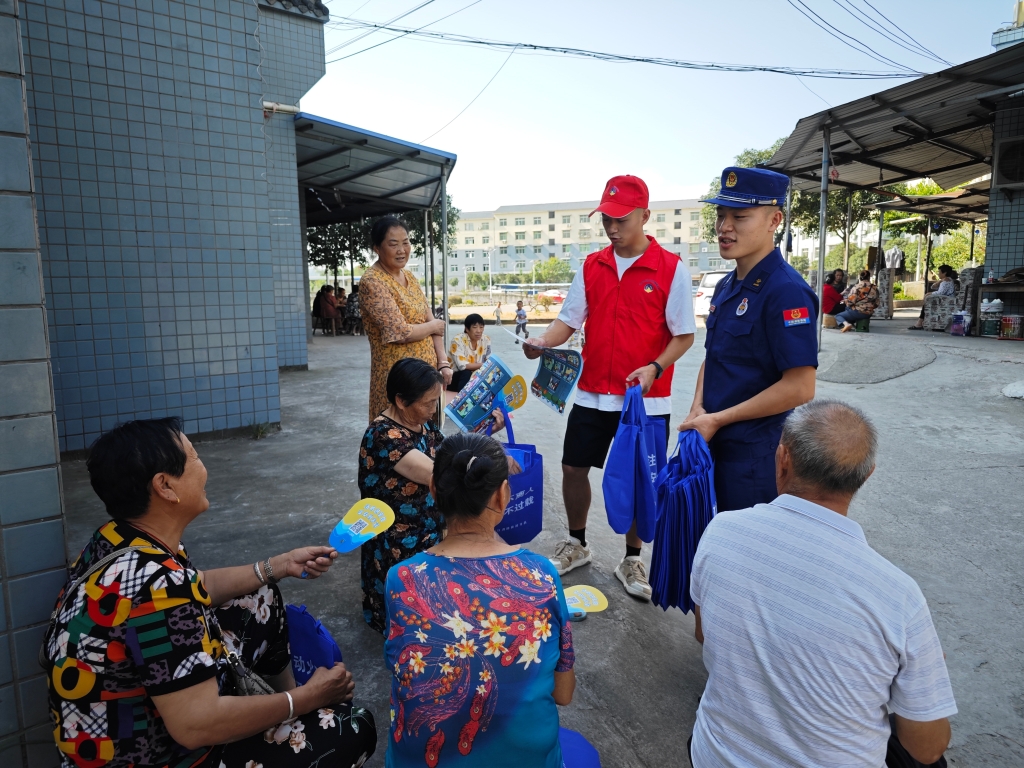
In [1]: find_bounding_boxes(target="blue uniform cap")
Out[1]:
[702,167,790,208]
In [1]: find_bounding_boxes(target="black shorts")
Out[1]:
[561,404,671,468]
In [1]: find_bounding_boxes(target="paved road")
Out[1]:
[61,318,1024,766]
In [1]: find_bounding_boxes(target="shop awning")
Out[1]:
[295,113,457,226]
[867,187,990,223]
[764,45,1024,192]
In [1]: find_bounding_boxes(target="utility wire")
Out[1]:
[832,0,947,66]
[328,0,483,62]
[796,75,832,107]
[861,0,952,66]
[326,0,438,55]
[421,44,518,143]
[327,21,918,79]
[784,0,920,74]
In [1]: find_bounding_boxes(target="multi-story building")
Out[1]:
[411,199,726,289]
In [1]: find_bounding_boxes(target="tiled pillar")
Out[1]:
[0,0,67,765]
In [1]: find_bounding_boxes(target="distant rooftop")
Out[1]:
[258,0,329,21]
[460,199,704,217]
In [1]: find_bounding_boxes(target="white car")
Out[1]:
[693,270,731,319]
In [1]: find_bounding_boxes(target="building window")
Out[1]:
[674,222,682,229]
[801,248,809,258]
[465,237,475,245]
[515,231,525,240]
[499,260,508,269]
[500,246,508,255]
[482,236,490,244]
[465,264,476,272]
[562,215,571,224]
[578,214,588,223]
[707,243,719,253]
[688,258,699,267]
[465,222,474,231]
[690,227,699,237]
[548,224,555,232]
[548,239,555,245]
[450,264,459,272]
[515,246,525,255]
[579,229,591,239]
[499,218,507,226]
[675,237,682,245]
[533,216,542,225]
[515,260,526,270]
[451,252,458,258]
[708,258,722,268]
[674,208,681,215]
[410,263,420,271]
[690,211,699,221]
[562,230,571,238]
[656,229,666,238]
[549,210,555,218]
[480,222,490,230]
[482,263,489,272]
[499,232,508,242]
[562,244,571,253]
[533,231,542,240]
[689,243,700,253]
[656,213,666,222]
[514,217,525,226]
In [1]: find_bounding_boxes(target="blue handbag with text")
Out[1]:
[490,403,544,544]
[601,385,666,542]
[287,604,342,684]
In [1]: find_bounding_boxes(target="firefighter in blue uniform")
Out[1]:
[680,167,818,512]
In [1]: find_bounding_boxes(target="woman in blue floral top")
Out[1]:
[358,358,504,633]
[384,432,575,767]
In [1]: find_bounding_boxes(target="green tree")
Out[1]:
[466,272,489,290]
[700,138,786,243]
[397,194,460,262]
[534,257,573,284]
[933,223,987,271]
[790,253,809,278]
[449,277,459,288]
[882,180,960,239]
[790,189,881,247]
[307,221,370,287]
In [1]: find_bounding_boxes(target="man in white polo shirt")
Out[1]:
[690,399,955,768]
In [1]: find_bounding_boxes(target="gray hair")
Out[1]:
[780,399,877,495]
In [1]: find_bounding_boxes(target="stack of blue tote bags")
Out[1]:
[649,429,717,613]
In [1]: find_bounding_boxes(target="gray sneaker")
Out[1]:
[615,556,652,601]
[549,537,592,576]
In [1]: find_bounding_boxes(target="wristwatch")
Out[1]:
[648,361,664,379]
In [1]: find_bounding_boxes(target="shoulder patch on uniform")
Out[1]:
[783,307,810,327]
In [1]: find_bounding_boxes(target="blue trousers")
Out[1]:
[710,444,778,512]
[834,308,871,328]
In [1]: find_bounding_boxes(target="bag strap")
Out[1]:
[624,384,647,427]
[488,398,515,446]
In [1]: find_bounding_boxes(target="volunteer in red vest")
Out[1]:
[680,166,818,512]
[524,175,696,600]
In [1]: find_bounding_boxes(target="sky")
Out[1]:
[303,0,1011,212]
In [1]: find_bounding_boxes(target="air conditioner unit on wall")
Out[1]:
[993,136,1024,190]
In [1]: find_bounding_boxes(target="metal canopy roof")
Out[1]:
[867,186,990,223]
[764,45,1024,193]
[295,113,457,226]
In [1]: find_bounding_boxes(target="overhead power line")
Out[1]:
[831,0,948,66]
[325,21,920,79]
[860,0,953,66]
[330,0,483,62]
[326,0,438,55]
[784,0,921,74]
[421,44,518,143]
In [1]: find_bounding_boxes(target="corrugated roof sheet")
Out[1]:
[765,45,1024,192]
[867,187,989,222]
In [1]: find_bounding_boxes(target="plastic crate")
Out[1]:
[999,315,1024,340]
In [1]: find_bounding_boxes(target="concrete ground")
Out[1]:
[60,311,1024,767]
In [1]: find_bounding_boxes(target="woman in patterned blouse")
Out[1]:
[383,431,575,767]
[359,216,453,421]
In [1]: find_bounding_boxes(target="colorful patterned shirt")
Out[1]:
[44,520,226,768]
[448,333,491,372]
[384,550,574,768]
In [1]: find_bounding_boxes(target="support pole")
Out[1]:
[426,210,435,313]
[843,190,852,272]
[875,209,887,318]
[786,182,794,264]
[924,215,934,292]
[816,126,831,350]
[969,223,976,265]
[441,172,449,347]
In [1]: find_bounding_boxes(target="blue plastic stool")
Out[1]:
[560,727,601,767]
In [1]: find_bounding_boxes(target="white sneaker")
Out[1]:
[549,537,592,576]
[615,556,652,601]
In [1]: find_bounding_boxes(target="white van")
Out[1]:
[693,270,731,319]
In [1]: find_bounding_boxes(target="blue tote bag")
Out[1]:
[649,430,717,612]
[490,403,544,544]
[601,385,666,542]
[287,604,343,684]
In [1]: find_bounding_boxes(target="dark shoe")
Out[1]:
[908,326,924,331]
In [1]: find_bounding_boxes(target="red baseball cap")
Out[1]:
[590,175,650,218]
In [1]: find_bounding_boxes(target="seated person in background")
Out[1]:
[834,269,879,332]
[44,417,376,768]
[447,313,492,392]
[344,283,362,335]
[320,284,341,336]
[833,267,849,295]
[910,264,957,331]
[689,400,955,768]
[822,270,846,315]
[384,431,575,767]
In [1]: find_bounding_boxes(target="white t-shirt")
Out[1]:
[557,250,696,415]
[689,495,957,768]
